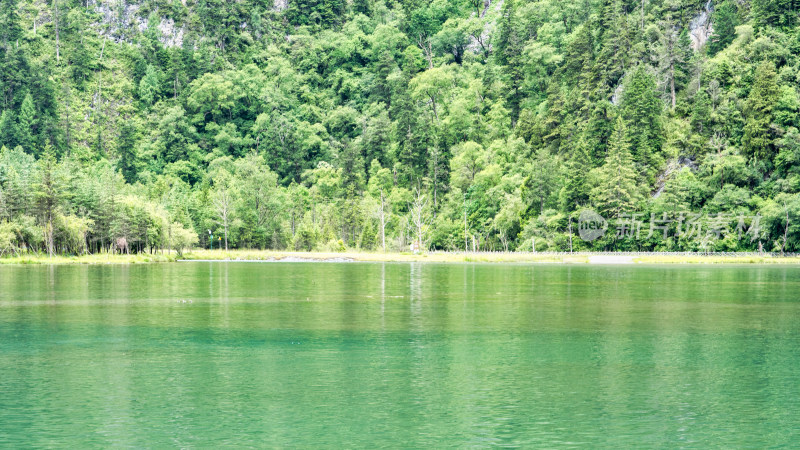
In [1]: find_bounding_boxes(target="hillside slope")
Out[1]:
[0,0,798,254]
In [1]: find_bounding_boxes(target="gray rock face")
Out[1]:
[92,0,185,47]
[689,0,714,51]
[467,0,501,55]
[93,0,145,39]
[157,17,185,48]
[652,156,698,198]
[611,82,624,106]
[274,0,289,11]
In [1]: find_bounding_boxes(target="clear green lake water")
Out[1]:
[1,262,799,447]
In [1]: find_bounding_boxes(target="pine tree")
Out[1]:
[0,0,22,48]
[166,49,188,99]
[620,66,663,170]
[649,20,690,109]
[592,117,641,217]
[116,120,141,184]
[708,1,739,56]
[541,83,569,152]
[691,90,711,134]
[493,0,517,67]
[584,100,614,165]
[339,141,365,197]
[523,147,558,215]
[373,51,397,105]
[138,65,161,106]
[0,110,17,149]
[742,61,780,161]
[595,0,630,90]
[493,0,525,118]
[287,0,345,27]
[561,22,595,91]
[65,10,92,88]
[16,93,36,154]
[560,136,592,212]
[392,80,429,182]
[674,28,692,93]
[352,0,371,16]
[34,145,61,256]
[752,0,798,28]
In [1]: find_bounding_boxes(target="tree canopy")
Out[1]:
[0,0,798,255]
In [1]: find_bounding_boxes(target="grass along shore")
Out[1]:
[0,252,177,265]
[3,249,798,265]
[181,249,800,264]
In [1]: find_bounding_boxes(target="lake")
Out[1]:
[1,262,799,446]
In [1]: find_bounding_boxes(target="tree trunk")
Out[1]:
[380,189,386,252]
[224,219,229,251]
[641,0,645,30]
[670,64,676,109]
[783,203,790,256]
[47,217,54,258]
[464,200,468,252]
[54,0,60,63]
[568,216,573,253]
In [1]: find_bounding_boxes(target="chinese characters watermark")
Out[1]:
[578,210,761,244]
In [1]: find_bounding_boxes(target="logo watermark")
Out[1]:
[578,209,607,242]
[577,210,761,243]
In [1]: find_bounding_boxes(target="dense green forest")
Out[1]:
[0,0,799,255]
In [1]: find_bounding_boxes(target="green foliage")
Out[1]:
[591,118,642,217]
[708,1,739,56]
[0,110,17,149]
[752,0,798,29]
[171,222,199,257]
[139,65,161,106]
[0,0,796,255]
[742,61,781,162]
[559,137,592,212]
[0,220,16,255]
[17,93,36,154]
[287,0,346,27]
[620,65,663,177]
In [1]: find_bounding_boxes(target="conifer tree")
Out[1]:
[0,0,22,48]
[584,100,614,164]
[523,147,558,215]
[16,93,36,154]
[493,0,517,67]
[0,110,17,149]
[595,0,630,90]
[116,120,141,184]
[708,1,738,56]
[560,136,592,212]
[352,0,371,16]
[592,117,641,217]
[493,0,525,117]
[65,10,92,87]
[674,28,692,92]
[752,0,798,28]
[34,145,61,256]
[620,66,663,169]
[691,90,711,134]
[139,65,161,106]
[648,19,690,109]
[743,61,780,161]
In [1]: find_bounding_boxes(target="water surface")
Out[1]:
[1,262,799,446]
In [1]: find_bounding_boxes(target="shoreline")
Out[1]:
[0,253,176,265]
[180,250,800,265]
[2,250,800,265]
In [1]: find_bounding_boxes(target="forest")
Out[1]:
[0,0,799,255]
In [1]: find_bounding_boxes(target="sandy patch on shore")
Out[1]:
[181,257,355,263]
[588,255,635,264]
